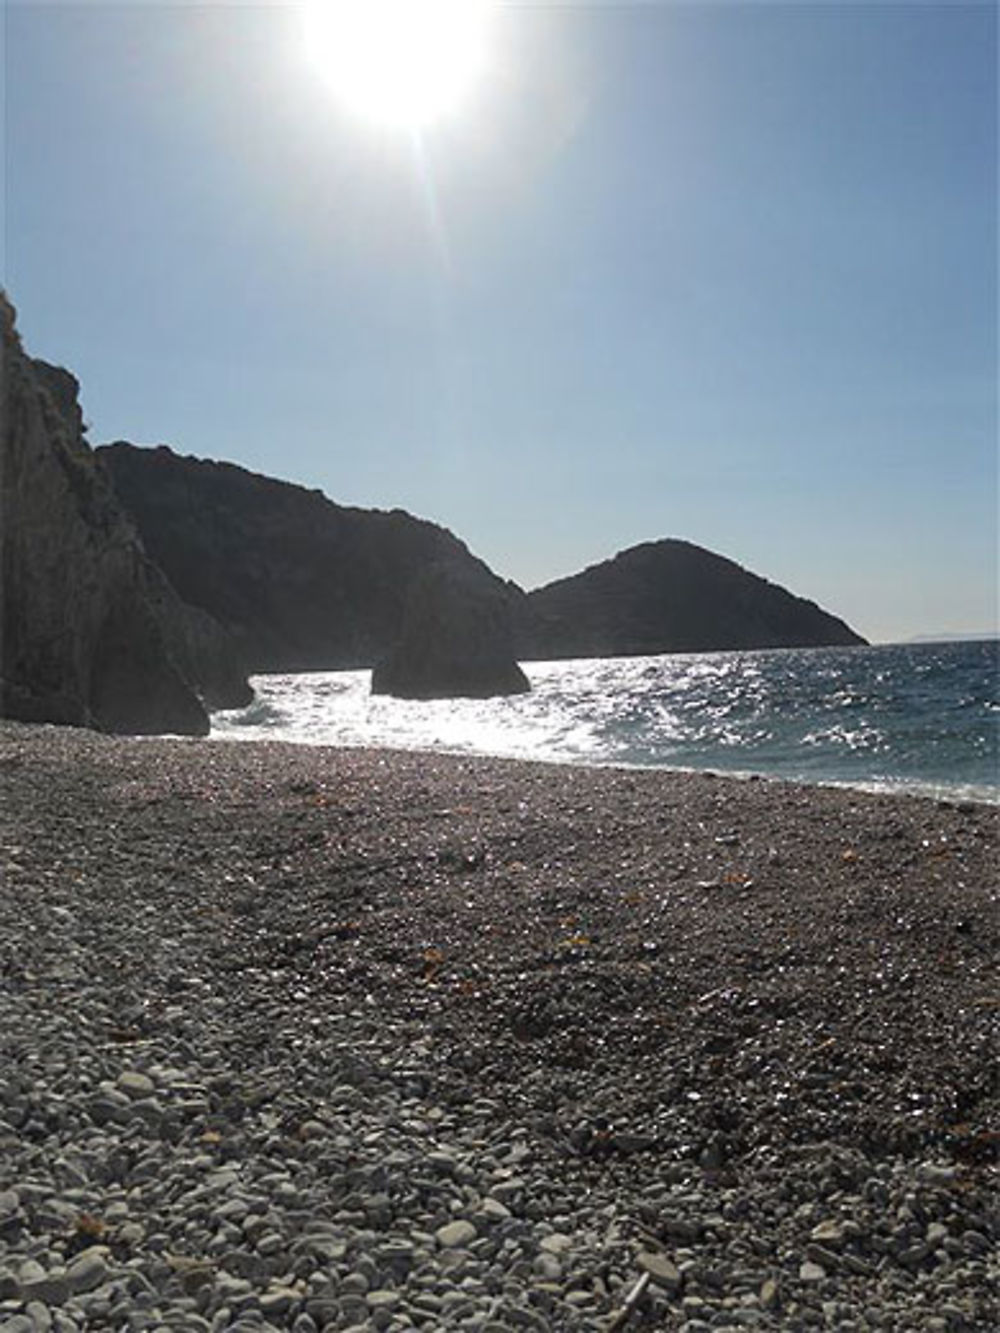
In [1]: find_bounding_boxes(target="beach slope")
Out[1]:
[0,723,996,1329]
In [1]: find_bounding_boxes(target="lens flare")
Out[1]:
[301,1,492,131]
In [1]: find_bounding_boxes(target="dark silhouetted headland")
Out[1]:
[98,445,865,698]
[2,293,866,732]
[97,442,529,694]
[520,540,866,659]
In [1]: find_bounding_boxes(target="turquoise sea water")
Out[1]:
[212,640,999,803]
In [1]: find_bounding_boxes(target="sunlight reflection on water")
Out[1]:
[211,642,999,802]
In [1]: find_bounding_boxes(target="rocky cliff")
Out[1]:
[98,442,530,677]
[0,294,251,734]
[520,539,866,659]
[98,444,865,683]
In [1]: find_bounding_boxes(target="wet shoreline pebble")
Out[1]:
[0,721,997,1330]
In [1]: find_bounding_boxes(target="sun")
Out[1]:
[301,1,493,132]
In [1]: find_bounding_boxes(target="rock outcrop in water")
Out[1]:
[373,560,531,699]
[0,294,251,734]
[98,442,531,681]
[519,539,866,659]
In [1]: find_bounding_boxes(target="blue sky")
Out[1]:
[3,0,997,643]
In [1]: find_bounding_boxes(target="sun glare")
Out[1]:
[301,1,493,131]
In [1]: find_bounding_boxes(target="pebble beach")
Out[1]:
[0,721,997,1333]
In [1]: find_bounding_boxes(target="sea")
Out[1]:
[211,639,1000,805]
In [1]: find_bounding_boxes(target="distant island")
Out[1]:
[1,292,866,734]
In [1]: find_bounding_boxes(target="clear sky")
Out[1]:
[3,0,997,643]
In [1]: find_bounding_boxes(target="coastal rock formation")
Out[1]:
[0,294,250,734]
[97,447,865,687]
[372,560,531,699]
[520,539,866,659]
[98,442,532,676]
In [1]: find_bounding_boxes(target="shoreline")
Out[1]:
[1,721,997,1330]
[210,638,1000,811]
[207,728,1000,811]
[222,730,1000,810]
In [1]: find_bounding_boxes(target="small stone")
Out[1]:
[426,1151,457,1176]
[662,1217,703,1244]
[479,1197,511,1221]
[117,1221,146,1251]
[88,1095,128,1127]
[917,1163,957,1185]
[377,1240,414,1267]
[760,1277,780,1309]
[0,1190,20,1229]
[810,1220,845,1247]
[66,1246,111,1295]
[504,1307,549,1331]
[302,1235,345,1265]
[117,1071,155,1100]
[339,1273,369,1294]
[637,1251,682,1292]
[612,1133,656,1153]
[165,1253,215,1293]
[18,1258,47,1286]
[0,1316,36,1333]
[435,1220,477,1249]
[21,1266,70,1306]
[533,1252,562,1280]
[296,1121,327,1141]
[799,1261,826,1283]
[366,1291,400,1309]
[699,1140,725,1170]
[259,1288,296,1317]
[489,1178,527,1200]
[961,1230,990,1254]
[806,1243,841,1269]
[898,1241,931,1267]
[336,1295,369,1324]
